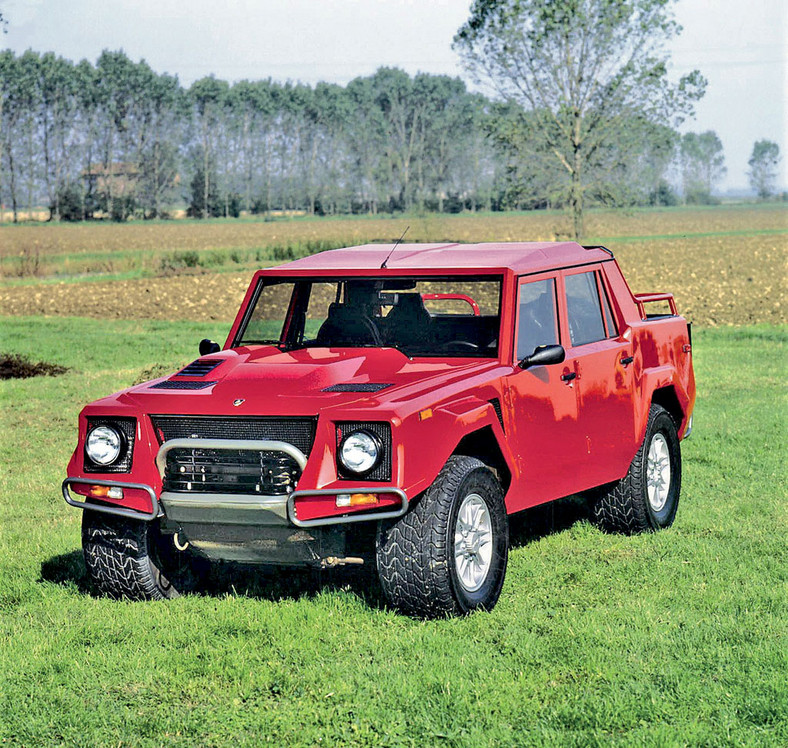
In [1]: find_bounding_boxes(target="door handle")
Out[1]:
[620,356,634,366]
[561,372,577,382]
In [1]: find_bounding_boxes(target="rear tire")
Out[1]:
[82,511,207,600]
[591,404,682,534]
[376,456,508,618]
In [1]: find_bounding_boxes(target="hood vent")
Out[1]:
[150,380,217,390]
[322,383,392,393]
[176,359,225,378]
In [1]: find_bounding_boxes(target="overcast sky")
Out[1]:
[2,0,786,191]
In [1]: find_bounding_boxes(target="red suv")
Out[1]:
[64,242,695,617]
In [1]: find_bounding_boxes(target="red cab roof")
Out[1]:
[268,242,611,275]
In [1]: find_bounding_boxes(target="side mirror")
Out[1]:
[199,339,221,356]
[518,344,565,369]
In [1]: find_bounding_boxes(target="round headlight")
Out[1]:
[86,425,122,466]
[339,430,381,475]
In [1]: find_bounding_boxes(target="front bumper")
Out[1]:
[64,439,408,538]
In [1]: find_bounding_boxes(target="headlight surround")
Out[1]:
[86,425,123,466]
[339,429,382,475]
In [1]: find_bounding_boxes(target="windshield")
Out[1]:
[235,275,502,357]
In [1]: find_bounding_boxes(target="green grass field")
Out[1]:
[0,318,786,746]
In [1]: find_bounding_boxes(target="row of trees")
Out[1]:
[1,45,774,232]
[0,50,502,222]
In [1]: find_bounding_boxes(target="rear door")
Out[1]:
[560,266,638,488]
[504,273,583,508]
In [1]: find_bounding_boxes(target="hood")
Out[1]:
[115,346,501,417]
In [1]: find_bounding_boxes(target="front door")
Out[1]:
[504,274,583,509]
[561,268,637,489]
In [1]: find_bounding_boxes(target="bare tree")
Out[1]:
[454,0,705,239]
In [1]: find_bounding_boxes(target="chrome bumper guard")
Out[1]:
[154,437,308,475]
[287,487,409,529]
[62,477,161,521]
[63,439,409,529]
[154,438,307,527]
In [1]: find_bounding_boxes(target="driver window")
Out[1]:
[303,281,340,340]
[516,278,559,360]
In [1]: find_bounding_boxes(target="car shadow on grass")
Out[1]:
[508,494,590,548]
[39,548,385,607]
[40,497,589,606]
[205,562,385,607]
[39,550,95,596]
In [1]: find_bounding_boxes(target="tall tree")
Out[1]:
[137,71,184,218]
[454,0,705,239]
[345,75,388,213]
[0,49,15,221]
[188,76,229,218]
[680,130,726,203]
[37,53,80,219]
[747,139,780,199]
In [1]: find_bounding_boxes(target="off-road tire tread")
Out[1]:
[376,456,503,618]
[82,512,168,600]
[591,404,679,534]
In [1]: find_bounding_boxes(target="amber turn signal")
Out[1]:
[89,485,124,500]
[335,493,379,508]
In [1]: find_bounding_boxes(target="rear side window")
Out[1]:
[517,278,559,360]
[599,279,618,337]
[565,271,606,346]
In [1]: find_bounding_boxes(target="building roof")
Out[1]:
[269,242,612,275]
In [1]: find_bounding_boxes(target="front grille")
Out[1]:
[176,359,225,377]
[163,447,300,495]
[336,421,392,481]
[151,416,317,456]
[84,417,136,473]
[150,380,217,390]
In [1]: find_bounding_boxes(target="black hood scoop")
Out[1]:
[176,359,225,377]
[322,383,392,393]
[150,380,217,390]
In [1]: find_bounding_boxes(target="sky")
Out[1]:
[2,0,786,192]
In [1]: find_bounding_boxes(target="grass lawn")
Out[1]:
[0,317,785,746]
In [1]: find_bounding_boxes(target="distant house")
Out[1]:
[81,162,140,198]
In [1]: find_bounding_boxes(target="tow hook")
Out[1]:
[173,532,190,552]
[321,556,364,568]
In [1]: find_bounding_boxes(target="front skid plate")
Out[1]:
[159,490,289,527]
[179,522,348,565]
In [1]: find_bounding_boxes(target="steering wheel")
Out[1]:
[360,315,383,345]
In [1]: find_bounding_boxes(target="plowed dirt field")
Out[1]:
[1,207,785,326]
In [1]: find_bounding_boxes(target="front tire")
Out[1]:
[82,511,207,600]
[591,404,682,534]
[376,456,508,618]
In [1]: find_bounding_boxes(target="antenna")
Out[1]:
[380,226,409,269]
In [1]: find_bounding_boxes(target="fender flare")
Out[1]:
[400,397,516,503]
[637,366,691,443]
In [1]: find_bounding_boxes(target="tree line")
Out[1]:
[0,47,776,229]
[0,50,501,222]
